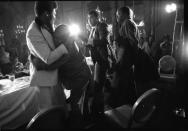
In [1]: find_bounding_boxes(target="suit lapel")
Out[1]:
[41,28,55,50]
[92,27,96,39]
[89,28,94,39]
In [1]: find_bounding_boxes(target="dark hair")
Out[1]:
[98,22,108,37]
[34,1,58,17]
[118,6,133,19]
[88,10,99,18]
[54,24,69,47]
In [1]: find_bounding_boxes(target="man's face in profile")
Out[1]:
[43,9,57,26]
[88,15,98,27]
[116,10,126,24]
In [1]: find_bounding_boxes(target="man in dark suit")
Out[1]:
[86,10,110,116]
[108,6,139,108]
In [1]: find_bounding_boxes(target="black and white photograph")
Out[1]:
[0,0,186,129]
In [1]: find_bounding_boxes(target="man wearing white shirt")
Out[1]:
[26,1,68,112]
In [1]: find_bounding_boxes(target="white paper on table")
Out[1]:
[0,76,30,95]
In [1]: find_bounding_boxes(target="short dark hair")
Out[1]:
[88,10,99,18]
[98,22,108,35]
[54,24,69,45]
[34,1,58,17]
[118,6,133,19]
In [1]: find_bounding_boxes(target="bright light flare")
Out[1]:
[165,3,177,13]
[68,24,81,36]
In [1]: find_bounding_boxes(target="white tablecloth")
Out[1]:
[0,76,39,129]
[0,58,93,129]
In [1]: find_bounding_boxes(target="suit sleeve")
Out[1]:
[124,20,139,48]
[31,54,70,71]
[27,30,67,65]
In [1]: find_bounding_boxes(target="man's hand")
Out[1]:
[31,56,47,70]
[60,44,69,54]
[87,38,94,46]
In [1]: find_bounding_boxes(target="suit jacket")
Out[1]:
[113,19,140,73]
[26,21,61,86]
[118,19,139,49]
[88,22,109,66]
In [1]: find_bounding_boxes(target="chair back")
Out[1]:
[159,55,176,74]
[26,106,68,130]
[131,88,161,124]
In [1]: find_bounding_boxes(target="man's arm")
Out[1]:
[31,54,70,71]
[27,28,68,65]
[96,39,109,63]
[124,20,139,49]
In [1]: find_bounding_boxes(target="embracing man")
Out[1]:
[27,1,93,128]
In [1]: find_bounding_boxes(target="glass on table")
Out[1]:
[8,74,15,87]
[8,74,15,82]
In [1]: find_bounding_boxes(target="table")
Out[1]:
[0,58,94,129]
[0,76,39,129]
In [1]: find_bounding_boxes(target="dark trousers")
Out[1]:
[108,69,137,108]
[92,62,108,115]
[63,66,92,128]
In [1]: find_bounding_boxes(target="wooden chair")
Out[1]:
[26,106,68,130]
[104,88,161,129]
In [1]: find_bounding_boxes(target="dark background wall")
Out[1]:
[0,0,183,48]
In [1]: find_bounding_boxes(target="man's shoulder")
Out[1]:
[26,21,40,36]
